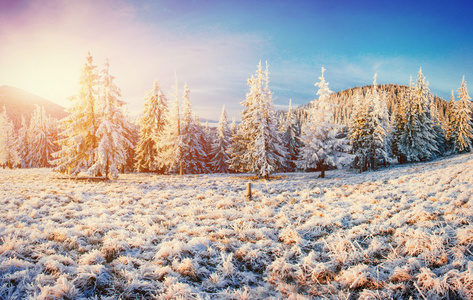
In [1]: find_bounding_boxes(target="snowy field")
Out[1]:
[1,154,473,299]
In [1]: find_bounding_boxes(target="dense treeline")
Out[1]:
[1,54,472,179]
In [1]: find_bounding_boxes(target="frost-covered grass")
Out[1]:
[1,153,473,299]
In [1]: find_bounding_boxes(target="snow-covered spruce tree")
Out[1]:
[451,76,473,153]
[160,75,184,174]
[399,68,438,162]
[228,118,246,173]
[390,89,408,164]
[430,93,447,156]
[87,59,134,179]
[348,92,368,171]
[298,67,350,178]
[18,116,30,168]
[445,90,456,143]
[230,118,237,136]
[0,109,8,168]
[202,120,214,170]
[282,99,302,172]
[210,105,231,173]
[195,116,212,171]
[367,74,390,169]
[121,108,139,173]
[229,61,287,179]
[180,84,208,174]
[28,105,58,167]
[52,52,100,175]
[348,75,389,171]
[134,80,169,173]
[0,107,20,169]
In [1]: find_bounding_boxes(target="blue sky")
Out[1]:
[1,0,472,121]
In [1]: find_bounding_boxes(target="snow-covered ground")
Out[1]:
[1,154,473,299]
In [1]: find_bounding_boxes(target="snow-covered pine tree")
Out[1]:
[203,120,214,166]
[87,59,134,179]
[18,116,30,168]
[277,112,286,133]
[367,74,390,168]
[210,105,231,173]
[391,90,408,164]
[451,76,473,153]
[0,109,7,168]
[230,118,237,136]
[348,92,368,170]
[28,105,57,167]
[180,84,208,174]
[229,61,286,179]
[52,52,100,175]
[228,118,246,173]
[445,90,456,143]
[121,108,139,173]
[430,92,447,156]
[282,99,302,172]
[134,80,168,173]
[160,74,184,174]
[399,68,438,162]
[194,115,212,172]
[0,107,20,169]
[298,67,350,178]
[48,117,60,151]
[347,75,389,171]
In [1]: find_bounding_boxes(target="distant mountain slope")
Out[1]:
[289,83,448,126]
[0,85,67,129]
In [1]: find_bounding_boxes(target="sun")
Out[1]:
[1,42,81,108]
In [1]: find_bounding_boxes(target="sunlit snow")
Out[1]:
[1,153,472,299]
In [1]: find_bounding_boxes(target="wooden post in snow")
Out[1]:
[246,182,252,200]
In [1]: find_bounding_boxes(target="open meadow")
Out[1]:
[1,154,473,299]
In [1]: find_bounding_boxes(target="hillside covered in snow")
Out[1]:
[1,153,473,299]
[0,85,67,130]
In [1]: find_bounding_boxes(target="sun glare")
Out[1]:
[5,43,80,107]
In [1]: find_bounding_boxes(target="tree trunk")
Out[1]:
[371,156,376,170]
[319,163,325,178]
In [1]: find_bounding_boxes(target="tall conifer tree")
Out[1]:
[282,100,302,172]
[451,76,473,153]
[391,90,408,164]
[399,68,438,162]
[18,116,30,168]
[135,80,168,173]
[52,52,100,175]
[88,59,133,178]
[161,74,184,174]
[298,67,349,177]
[180,84,208,174]
[29,106,57,167]
[210,106,231,173]
[0,107,20,168]
[445,90,456,143]
[229,62,286,179]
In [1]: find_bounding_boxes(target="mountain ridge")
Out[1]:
[290,83,448,126]
[0,85,67,129]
